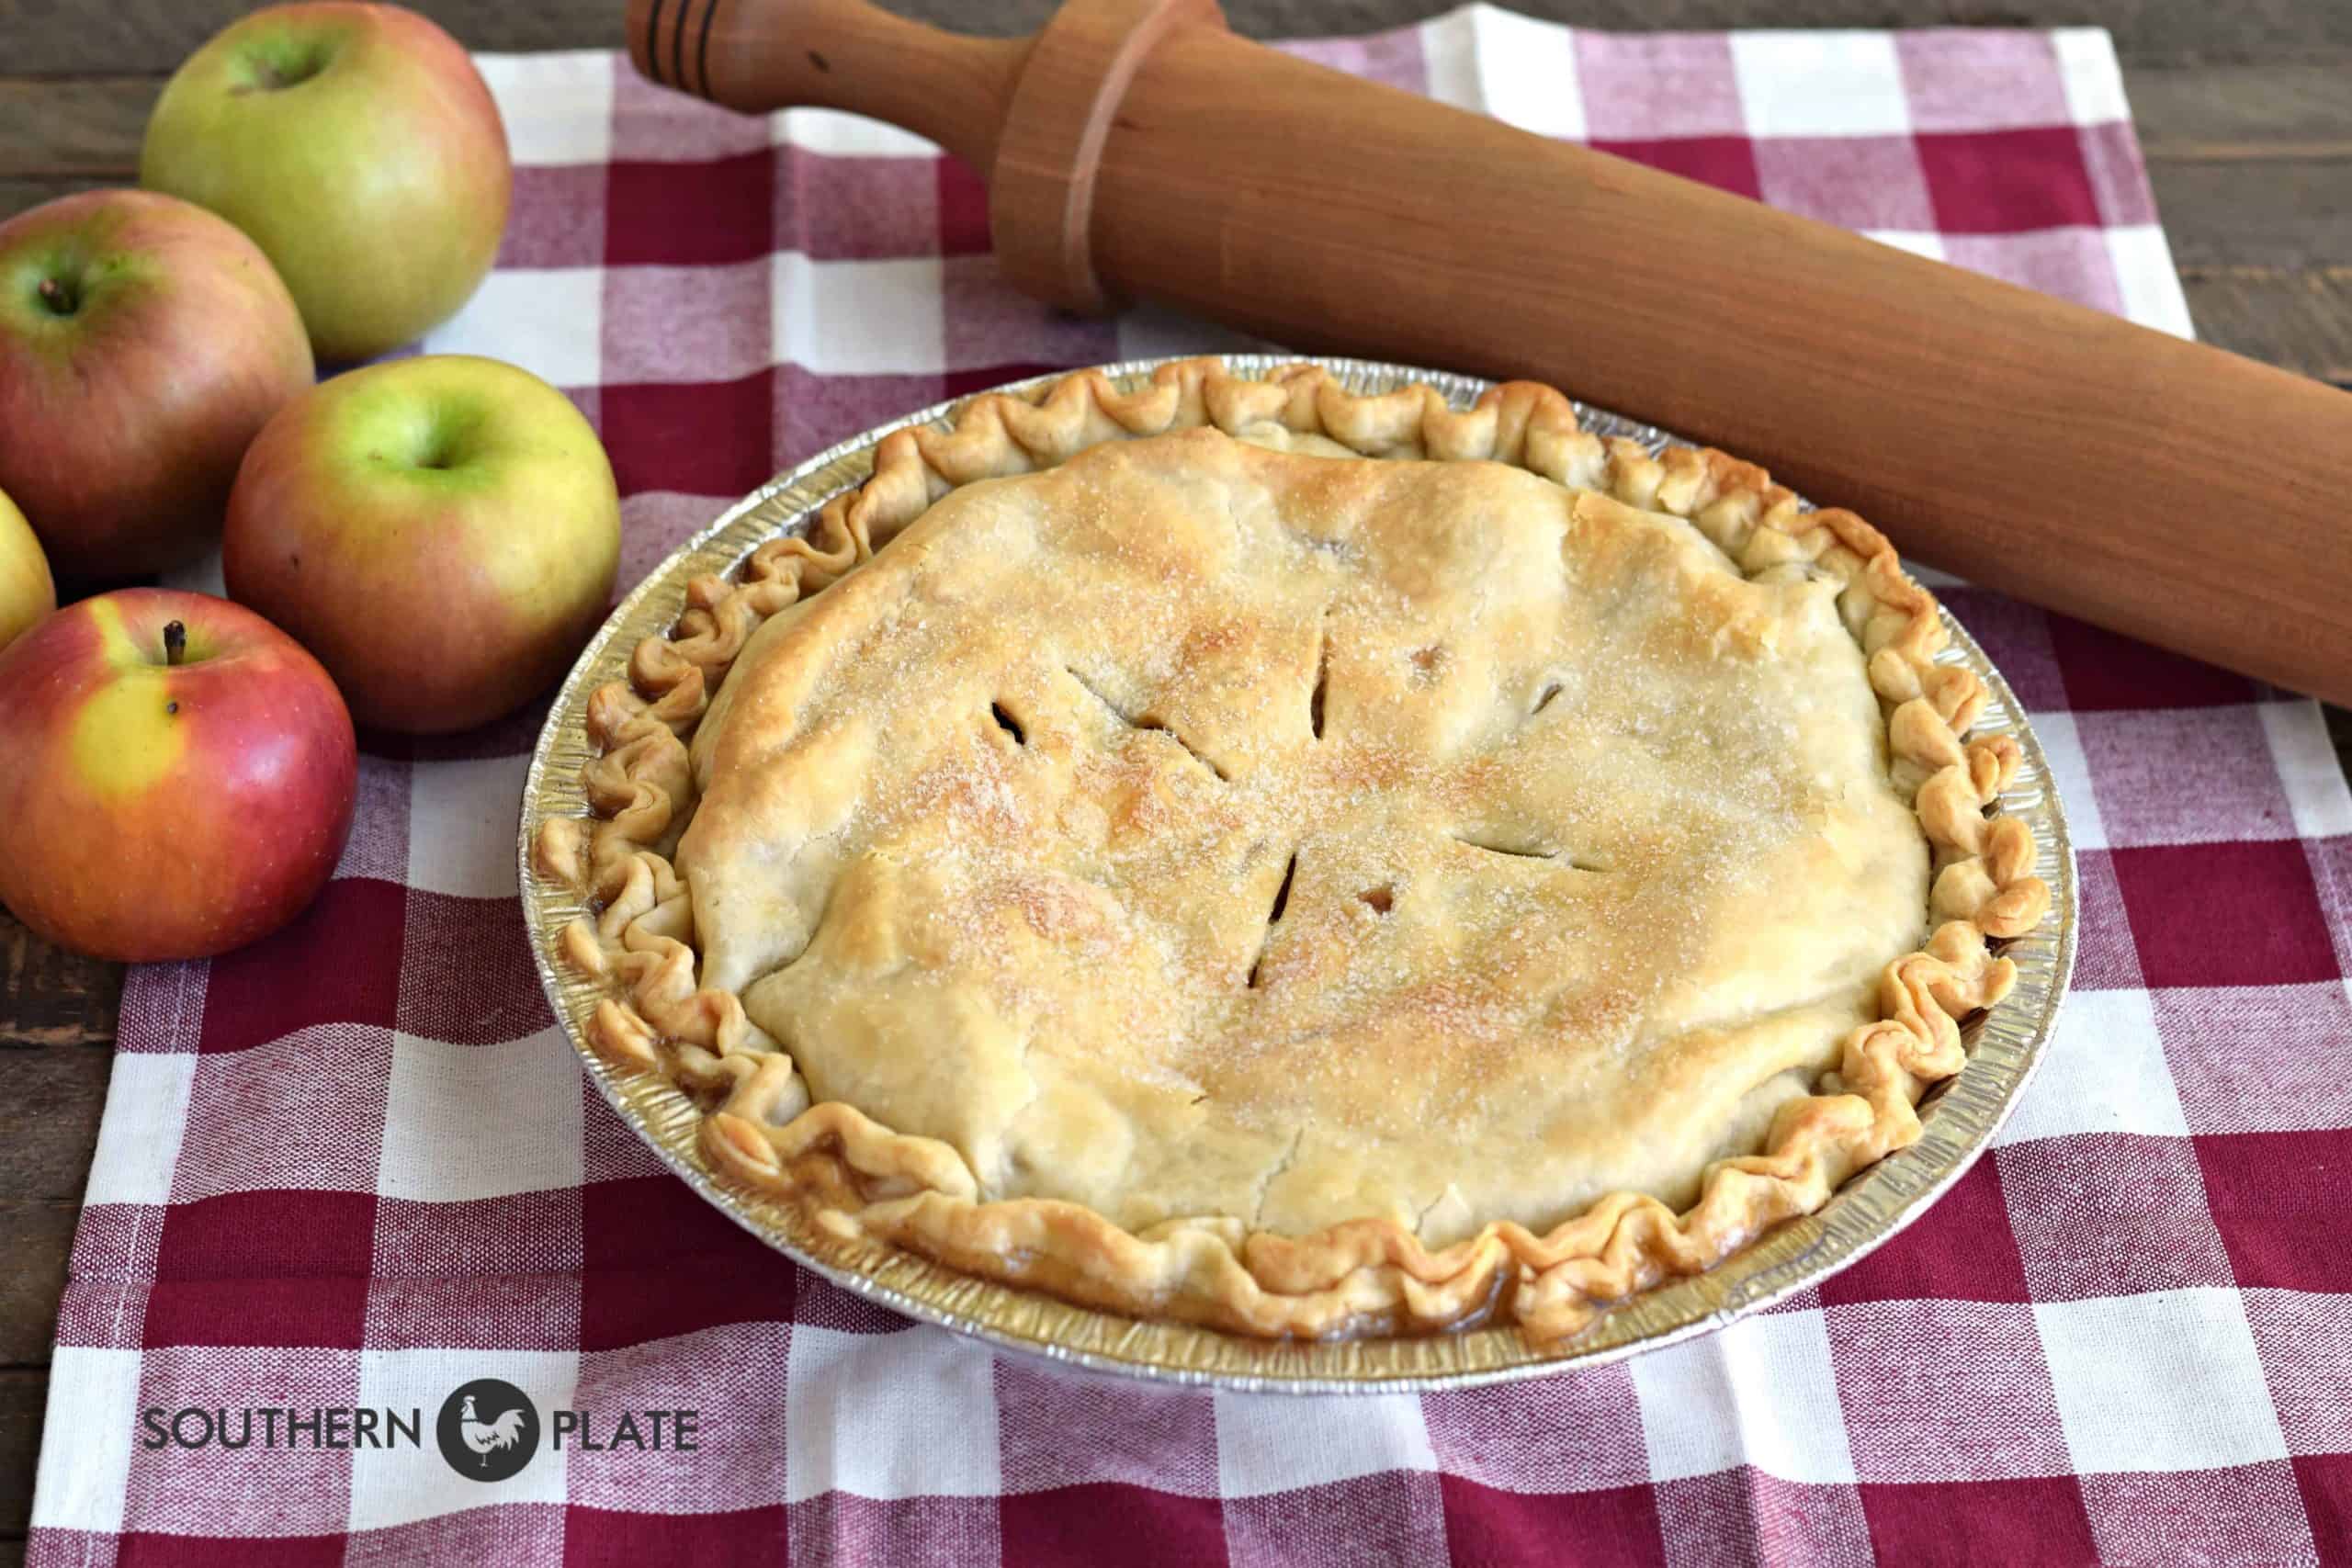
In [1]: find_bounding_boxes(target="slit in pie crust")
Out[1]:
[535,359,2049,1343]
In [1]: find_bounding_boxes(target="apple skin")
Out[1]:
[224,355,620,735]
[0,488,55,656]
[0,190,315,578]
[0,588,357,963]
[141,3,511,364]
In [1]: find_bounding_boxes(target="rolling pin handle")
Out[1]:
[623,0,1225,315]
[622,0,1026,173]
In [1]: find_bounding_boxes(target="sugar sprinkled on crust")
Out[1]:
[537,359,2051,1342]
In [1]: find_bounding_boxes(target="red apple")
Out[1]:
[0,588,356,962]
[0,486,54,656]
[0,190,314,578]
[141,3,512,363]
[224,355,620,734]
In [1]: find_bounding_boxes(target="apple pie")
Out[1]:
[536,359,2047,1342]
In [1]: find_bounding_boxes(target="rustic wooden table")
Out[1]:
[1,0,2347,1557]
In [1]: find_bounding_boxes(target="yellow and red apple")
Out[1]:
[0,190,313,578]
[141,3,511,363]
[0,487,54,655]
[225,355,620,735]
[0,589,356,962]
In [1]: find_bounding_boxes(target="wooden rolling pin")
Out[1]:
[627,0,2352,705]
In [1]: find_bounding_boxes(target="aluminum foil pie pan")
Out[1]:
[519,355,2077,1393]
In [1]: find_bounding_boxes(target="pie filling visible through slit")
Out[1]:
[537,359,2050,1343]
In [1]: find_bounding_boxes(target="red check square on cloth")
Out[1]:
[28,7,2352,1563]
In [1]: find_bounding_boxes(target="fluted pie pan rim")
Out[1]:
[520,355,2076,1393]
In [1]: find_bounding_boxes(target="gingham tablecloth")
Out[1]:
[29,6,2352,1563]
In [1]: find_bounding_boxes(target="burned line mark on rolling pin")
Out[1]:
[695,0,720,96]
[1247,852,1301,989]
[808,49,831,73]
[669,0,693,99]
[642,0,673,85]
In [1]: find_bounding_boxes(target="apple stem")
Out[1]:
[36,277,70,314]
[163,620,187,667]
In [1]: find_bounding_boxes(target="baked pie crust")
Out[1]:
[536,359,2048,1343]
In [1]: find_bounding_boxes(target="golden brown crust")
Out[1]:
[534,357,2050,1342]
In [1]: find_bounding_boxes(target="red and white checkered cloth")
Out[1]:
[30,7,2352,1563]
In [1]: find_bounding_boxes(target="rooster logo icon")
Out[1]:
[459,1396,527,1468]
[435,1379,540,1483]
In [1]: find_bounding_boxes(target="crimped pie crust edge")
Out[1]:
[532,357,2052,1343]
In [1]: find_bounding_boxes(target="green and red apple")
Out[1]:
[0,190,313,578]
[0,589,356,962]
[0,488,54,655]
[225,355,620,734]
[141,3,511,362]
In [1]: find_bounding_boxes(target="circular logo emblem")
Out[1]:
[435,1378,541,1482]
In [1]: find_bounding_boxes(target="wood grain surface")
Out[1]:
[1,1,2346,1557]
